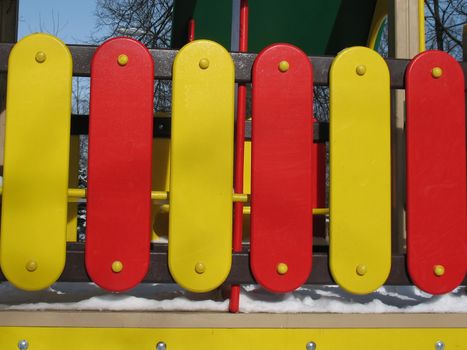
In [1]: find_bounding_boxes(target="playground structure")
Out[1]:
[0,0,467,348]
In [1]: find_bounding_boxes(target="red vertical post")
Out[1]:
[229,0,248,313]
[187,18,195,42]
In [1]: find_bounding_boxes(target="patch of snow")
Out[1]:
[47,287,66,295]
[376,287,418,301]
[2,295,228,312]
[313,289,343,298]
[0,283,465,313]
[411,287,433,298]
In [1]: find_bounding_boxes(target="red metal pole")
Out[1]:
[187,18,195,42]
[229,0,248,313]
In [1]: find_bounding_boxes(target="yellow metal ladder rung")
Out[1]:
[0,187,329,215]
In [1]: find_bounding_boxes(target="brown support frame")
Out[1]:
[0,0,18,171]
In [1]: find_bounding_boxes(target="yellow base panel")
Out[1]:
[1,327,466,349]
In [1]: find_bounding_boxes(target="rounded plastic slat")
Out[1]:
[250,43,314,293]
[406,50,467,295]
[85,37,154,292]
[329,46,391,294]
[0,33,72,290]
[169,40,234,293]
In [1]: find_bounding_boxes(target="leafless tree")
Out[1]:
[425,0,466,59]
[35,10,68,37]
[93,0,174,112]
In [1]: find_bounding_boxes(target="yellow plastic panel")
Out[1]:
[151,138,171,241]
[243,140,252,237]
[0,33,72,290]
[1,327,466,350]
[329,46,391,294]
[169,40,234,292]
[243,140,251,194]
[66,135,80,241]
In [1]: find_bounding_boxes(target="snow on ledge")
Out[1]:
[0,283,466,313]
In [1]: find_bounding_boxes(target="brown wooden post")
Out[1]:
[388,0,421,253]
[0,0,19,170]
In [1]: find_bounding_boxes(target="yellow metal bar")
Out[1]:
[66,189,169,201]
[67,188,86,198]
[233,193,248,203]
[1,188,328,214]
[241,206,329,216]
[418,0,426,52]
[313,208,330,215]
[151,191,168,200]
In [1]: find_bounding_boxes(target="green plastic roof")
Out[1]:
[172,0,378,55]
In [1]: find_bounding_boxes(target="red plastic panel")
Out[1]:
[85,37,154,291]
[406,50,467,294]
[250,44,314,293]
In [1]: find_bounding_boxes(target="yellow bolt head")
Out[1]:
[199,58,210,69]
[195,262,206,274]
[356,65,366,76]
[117,54,129,66]
[356,264,367,276]
[278,60,289,72]
[276,262,288,275]
[432,67,443,78]
[35,51,47,63]
[111,260,123,273]
[26,260,38,272]
[433,264,445,277]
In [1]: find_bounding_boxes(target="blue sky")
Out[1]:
[18,0,96,44]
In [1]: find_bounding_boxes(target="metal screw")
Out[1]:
[18,340,29,350]
[117,54,129,66]
[35,51,46,63]
[278,60,290,72]
[156,341,167,350]
[306,341,316,350]
[435,340,445,350]
[431,67,443,79]
[199,58,209,69]
[356,65,366,76]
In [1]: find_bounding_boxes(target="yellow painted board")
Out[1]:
[169,40,234,293]
[0,33,72,291]
[329,46,391,294]
[1,327,466,349]
[66,135,80,242]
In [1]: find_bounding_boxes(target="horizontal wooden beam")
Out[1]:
[1,311,467,328]
[3,43,467,89]
[1,243,465,286]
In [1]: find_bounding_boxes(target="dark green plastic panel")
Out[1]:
[172,0,232,49]
[172,0,378,55]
